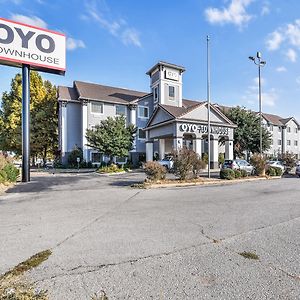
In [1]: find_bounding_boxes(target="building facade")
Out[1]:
[58,61,235,167]
[262,113,300,158]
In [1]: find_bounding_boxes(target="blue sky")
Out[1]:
[1,0,300,120]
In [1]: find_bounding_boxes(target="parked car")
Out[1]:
[221,159,254,175]
[296,163,300,177]
[158,157,174,170]
[266,160,285,172]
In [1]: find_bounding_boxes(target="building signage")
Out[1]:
[179,123,229,135]
[0,17,66,75]
[165,69,179,81]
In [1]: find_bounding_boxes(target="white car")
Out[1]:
[266,161,285,172]
[158,157,174,170]
[296,164,300,177]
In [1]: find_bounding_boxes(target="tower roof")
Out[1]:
[146,61,186,75]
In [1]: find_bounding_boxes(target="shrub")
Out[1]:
[0,153,8,170]
[143,161,166,182]
[97,164,124,174]
[266,166,276,176]
[3,163,19,182]
[202,153,209,165]
[234,169,242,178]
[218,153,225,166]
[240,169,248,177]
[67,146,83,167]
[273,166,283,176]
[173,148,206,180]
[0,170,8,183]
[250,153,266,176]
[278,152,296,173]
[220,169,235,180]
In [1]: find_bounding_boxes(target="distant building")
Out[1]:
[58,61,236,167]
[262,113,300,158]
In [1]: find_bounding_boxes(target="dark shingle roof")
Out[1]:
[161,101,203,118]
[262,113,285,126]
[182,99,204,108]
[58,86,79,101]
[74,81,148,104]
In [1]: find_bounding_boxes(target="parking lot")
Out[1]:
[0,171,300,299]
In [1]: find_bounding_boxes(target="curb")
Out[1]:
[143,176,282,189]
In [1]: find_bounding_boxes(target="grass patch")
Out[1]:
[0,279,48,299]
[0,250,52,300]
[1,250,52,282]
[238,251,259,260]
[91,291,109,300]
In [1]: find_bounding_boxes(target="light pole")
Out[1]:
[249,52,266,156]
[207,35,211,178]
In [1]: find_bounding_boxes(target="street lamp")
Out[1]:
[248,52,266,156]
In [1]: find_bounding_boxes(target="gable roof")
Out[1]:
[74,81,148,104]
[262,113,284,126]
[58,86,79,101]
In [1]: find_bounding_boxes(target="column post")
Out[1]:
[173,137,183,151]
[194,138,202,157]
[129,104,137,153]
[159,139,165,159]
[82,100,88,162]
[225,140,234,160]
[61,101,68,164]
[210,138,219,169]
[146,130,153,161]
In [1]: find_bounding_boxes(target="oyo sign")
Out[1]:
[179,123,229,135]
[0,17,66,75]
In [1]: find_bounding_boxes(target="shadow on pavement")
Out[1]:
[5,173,92,194]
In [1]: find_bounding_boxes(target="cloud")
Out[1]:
[261,2,270,16]
[266,30,283,51]
[266,19,300,63]
[204,0,254,29]
[83,0,141,47]
[66,38,86,51]
[276,66,287,72]
[11,14,47,28]
[10,14,85,51]
[286,48,297,62]
[244,77,277,107]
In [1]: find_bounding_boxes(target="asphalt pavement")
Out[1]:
[0,172,299,299]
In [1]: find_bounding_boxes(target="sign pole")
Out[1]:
[22,64,30,182]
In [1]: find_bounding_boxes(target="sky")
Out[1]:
[1,0,300,120]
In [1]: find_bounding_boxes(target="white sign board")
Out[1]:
[0,17,66,75]
[165,69,179,81]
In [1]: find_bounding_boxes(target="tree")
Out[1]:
[85,115,136,162]
[225,107,272,158]
[0,72,58,163]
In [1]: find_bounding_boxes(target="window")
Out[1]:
[278,139,281,145]
[287,140,291,146]
[116,105,126,116]
[138,129,146,139]
[91,102,103,114]
[295,140,298,146]
[270,125,273,131]
[154,87,158,102]
[287,127,291,133]
[295,128,298,133]
[169,86,175,98]
[91,152,101,163]
[138,106,149,118]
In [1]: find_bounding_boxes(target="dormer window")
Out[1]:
[154,86,158,102]
[169,86,175,98]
